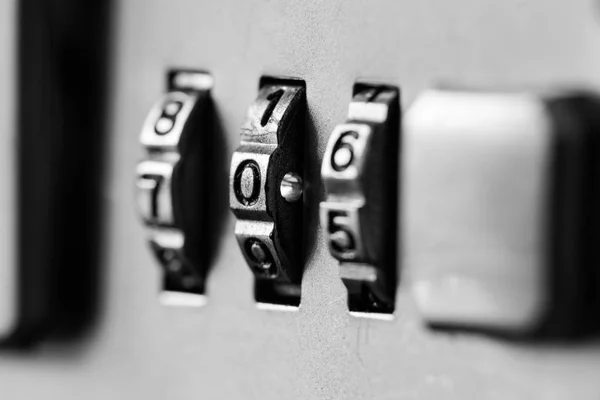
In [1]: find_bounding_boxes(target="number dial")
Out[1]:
[321,123,376,263]
[229,79,306,304]
[136,70,214,301]
[320,84,400,315]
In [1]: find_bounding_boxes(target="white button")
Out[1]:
[404,89,551,333]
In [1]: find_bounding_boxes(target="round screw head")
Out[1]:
[280,172,303,203]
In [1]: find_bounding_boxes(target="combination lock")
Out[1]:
[230,77,307,308]
[320,83,400,317]
[136,70,215,306]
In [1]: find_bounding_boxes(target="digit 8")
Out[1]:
[154,99,184,135]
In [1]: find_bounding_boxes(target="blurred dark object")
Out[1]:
[3,0,112,346]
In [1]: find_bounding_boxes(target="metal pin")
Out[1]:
[280,172,303,203]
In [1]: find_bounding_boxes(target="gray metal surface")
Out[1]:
[1,0,600,399]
